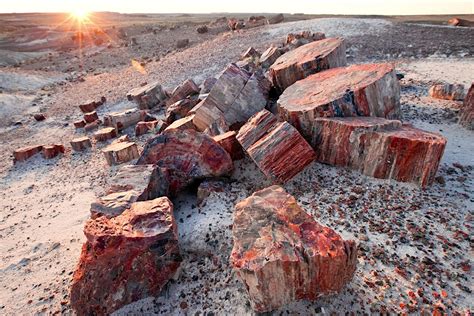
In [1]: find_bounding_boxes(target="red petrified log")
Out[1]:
[459,83,474,130]
[73,120,86,128]
[269,38,347,91]
[429,83,465,101]
[165,98,199,124]
[164,115,197,131]
[70,198,182,316]
[94,127,118,142]
[167,79,200,106]
[135,120,167,136]
[312,117,447,187]
[213,131,245,160]
[259,46,282,69]
[42,144,65,159]
[136,129,233,196]
[231,185,357,313]
[70,137,92,151]
[236,110,315,183]
[83,111,99,123]
[84,120,101,132]
[126,81,169,109]
[278,63,401,143]
[102,142,139,166]
[79,98,104,113]
[13,145,43,163]
[104,108,148,131]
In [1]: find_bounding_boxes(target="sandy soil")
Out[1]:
[0,16,473,315]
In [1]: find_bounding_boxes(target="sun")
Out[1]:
[70,8,90,22]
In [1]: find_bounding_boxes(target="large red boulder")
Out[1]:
[236,110,315,183]
[459,83,474,129]
[269,38,347,91]
[70,197,182,315]
[136,129,233,195]
[278,63,401,143]
[312,117,447,187]
[231,186,357,313]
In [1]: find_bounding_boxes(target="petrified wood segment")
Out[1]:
[167,79,200,105]
[70,137,92,151]
[83,111,99,123]
[126,81,169,109]
[231,185,357,313]
[237,110,315,183]
[259,46,281,69]
[136,129,233,196]
[102,141,139,166]
[135,120,167,136]
[94,127,117,142]
[429,83,465,101]
[312,117,447,187]
[165,98,199,124]
[278,63,401,142]
[459,83,474,130]
[164,115,197,131]
[192,64,270,131]
[42,144,65,159]
[104,108,147,131]
[13,145,43,163]
[212,131,245,160]
[269,38,347,91]
[70,198,181,315]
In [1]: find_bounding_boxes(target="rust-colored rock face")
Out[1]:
[429,83,465,101]
[459,83,474,130]
[212,131,245,160]
[237,110,315,183]
[231,186,357,313]
[278,63,401,142]
[137,129,233,195]
[70,198,182,316]
[269,38,347,91]
[192,64,270,132]
[13,145,43,163]
[312,117,447,187]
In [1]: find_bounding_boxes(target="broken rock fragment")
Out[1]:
[135,120,167,136]
[269,38,347,91]
[70,137,92,151]
[42,144,65,159]
[165,98,199,124]
[94,127,117,142]
[83,111,99,123]
[312,117,447,187]
[164,115,197,132]
[73,120,86,128]
[429,83,465,101]
[126,81,169,109]
[102,141,139,166]
[237,110,315,183]
[79,98,104,113]
[137,129,233,195]
[213,131,244,160]
[278,63,401,142]
[70,198,182,315]
[167,79,200,106]
[231,185,357,313]
[13,145,43,163]
[259,46,282,69]
[104,108,147,131]
[459,83,474,130]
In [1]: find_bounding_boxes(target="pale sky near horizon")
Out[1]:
[1,0,473,15]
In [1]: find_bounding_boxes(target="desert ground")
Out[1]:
[0,12,473,315]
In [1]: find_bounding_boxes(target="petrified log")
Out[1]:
[199,77,217,94]
[241,47,260,60]
[84,120,101,132]
[70,137,92,151]
[213,131,244,160]
[73,120,86,128]
[231,185,357,313]
[165,115,197,131]
[42,144,65,159]
[459,83,474,130]
[167,79,200,106]
[237,110,315,183]
[70,198,182,315]
[13,145,43,163]
[192,64,270,131]
[259,46,281,69]
[83,111,99,123]
[165,98,199,124]
[94,127,117,142]
[136,129,233,196]
[126,81,169,109]
[429,83,465,101]
[102,141,139,166]
[269,38,347,91]
[79,99,104,113]
[104,108,147,131]
[312,117,447,187]
[278,63,401,143]
[135,120,167,136]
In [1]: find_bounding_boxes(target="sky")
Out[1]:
[1,0,472,15]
